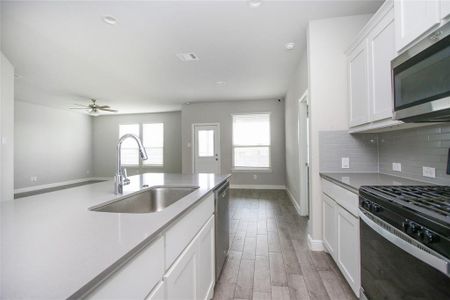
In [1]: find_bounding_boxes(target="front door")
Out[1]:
[193,124,220,174]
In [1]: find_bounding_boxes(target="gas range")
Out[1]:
[359,185,450,300]
[359,185,450,260]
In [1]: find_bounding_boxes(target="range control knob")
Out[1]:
[405,221,418,235]
[371,204,382,213]
[362,200,372,210]
[418,230,435,244]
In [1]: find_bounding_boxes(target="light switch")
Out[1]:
[423,166,436,178]
[341,157,350,169]
[392,163,402,172]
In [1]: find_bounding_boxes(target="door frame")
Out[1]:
[298,90,311,217]
[191,123,221,174]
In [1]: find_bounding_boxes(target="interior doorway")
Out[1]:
[298,91,311,217]
[192,123,221,174]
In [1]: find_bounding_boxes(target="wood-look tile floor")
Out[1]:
[213,189,357,300]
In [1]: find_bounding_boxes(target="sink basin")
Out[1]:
[90,186,199,214]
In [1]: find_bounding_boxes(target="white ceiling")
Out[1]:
[1,0,382,114]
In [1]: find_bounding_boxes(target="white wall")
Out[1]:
[181,99,286,187]
[92,111,182,177]
[285,50,308,207]
[307,15,371,241]
[1,52,14,201]
[14,101,93,189]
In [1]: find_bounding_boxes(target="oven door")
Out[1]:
[392,23,450,123]
[359,210,450,300]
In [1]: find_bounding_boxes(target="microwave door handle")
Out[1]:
[359,210,450,277]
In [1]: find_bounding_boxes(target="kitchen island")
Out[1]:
[1,173,230,299]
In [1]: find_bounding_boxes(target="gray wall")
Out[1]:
[181,99,286,187]
[319,131,378,173]
[379,124,450,185]
[284,49,308,205]
[92,111,182,177]
[14,101,93,189]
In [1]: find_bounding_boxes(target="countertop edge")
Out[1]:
[70,175,231,299]
[319,173,359,194]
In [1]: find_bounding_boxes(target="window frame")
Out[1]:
[231,112,272,172]
[118,122,165,168]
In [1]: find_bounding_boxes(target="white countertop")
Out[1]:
[1,173,230,299]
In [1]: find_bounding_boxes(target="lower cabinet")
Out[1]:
[165,216,215,300]
[336,206,360,295]
[87,193,215,300]
[322,181,360,297]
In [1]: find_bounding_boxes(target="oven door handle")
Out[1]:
[359,210,450,277]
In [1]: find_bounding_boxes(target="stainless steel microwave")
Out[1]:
[392,22,450,123]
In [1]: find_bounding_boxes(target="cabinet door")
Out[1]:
[322,194,337,259]
[165,216,214,300]
[196,217,215,300]
[146,281,166,300]
[337,206,360,296]
[369,9,396,121]
[394,0,440,51]
[442,0,450,19]
[349,40,370,127]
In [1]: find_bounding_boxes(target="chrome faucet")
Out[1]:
[115,134,148,194]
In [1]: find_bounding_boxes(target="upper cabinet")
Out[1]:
[394,0,440,52]
[347,1,399,132]
[441,0,450,20]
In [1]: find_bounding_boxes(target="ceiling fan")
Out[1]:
[70,98,118,114]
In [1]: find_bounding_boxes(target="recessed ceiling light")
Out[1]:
[185,102,191,105]
[176,52,200,62]
[285,42,296,50]
[103,15,117,25]
[216,81,226,86]
[248,0,262,8]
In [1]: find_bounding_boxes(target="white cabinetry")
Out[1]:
[336,206,360,294]
[394,0,440,52]
[322,194,337,259]
[321,178,360,296]
[88,193,216,300]
[165,216,215,300]
[348,40,370,127]
[442,0,450,20]
[347,1,401,133]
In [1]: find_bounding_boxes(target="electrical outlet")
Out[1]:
[422,166,436,178]
[392,163,402,172]
[341,157,350,169]
[30,176,38,182]
[86,170,91,175]
[253,174,258,180]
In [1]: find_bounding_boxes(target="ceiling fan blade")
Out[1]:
[97,105,110,109]
[99,108,118,112]
[73,103,88,107]
[70,107,89,109]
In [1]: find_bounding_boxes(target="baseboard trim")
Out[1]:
[286,188,302,216]
[229,184,286,190]
[14,177,111,193]
[307,234,324,252]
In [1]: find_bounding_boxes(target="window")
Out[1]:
[143,123,164,166]
[118,123,164,166]
[232,113,271,170]
[119,124,140,165]
[198,129,215,157]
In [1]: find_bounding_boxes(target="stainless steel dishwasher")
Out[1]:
[215,180,229,280]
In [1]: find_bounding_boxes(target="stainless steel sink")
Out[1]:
[90,186,199,213]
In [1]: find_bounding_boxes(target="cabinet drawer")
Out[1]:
[87,236,164,299]
[321,179,358,217]
[165,193,214,269]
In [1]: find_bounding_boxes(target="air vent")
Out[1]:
[176,52,199,62]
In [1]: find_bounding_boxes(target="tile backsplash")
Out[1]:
[378,124,450,185]
[319,131,378,173]
[319,124,450,185]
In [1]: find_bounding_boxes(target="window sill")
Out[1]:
[232,168,272,173]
